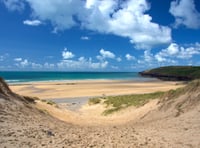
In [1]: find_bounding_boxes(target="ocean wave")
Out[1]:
[6,80,21,83]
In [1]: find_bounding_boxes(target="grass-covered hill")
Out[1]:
[139,66,200,81]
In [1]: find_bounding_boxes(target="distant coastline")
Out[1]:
[139,66,200,81]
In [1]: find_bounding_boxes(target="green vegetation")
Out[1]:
[89,97,101,105]
[89,92,164,115]
[141,66,200,80]
[103,92,164,115]
[41,99,56,106]
[23,96,39,103]
[89,80,200,115]
[163,79,200,100]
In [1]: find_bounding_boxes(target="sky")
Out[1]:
[0,0,200,72]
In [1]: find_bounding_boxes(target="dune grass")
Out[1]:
[100,80,200,115]
[41,99,56,106]
[23,96,39,103]
[88,97,101,105]
[104,92,164,115]
[89,92,164,115]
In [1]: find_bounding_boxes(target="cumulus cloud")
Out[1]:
[99,49,115,59]
[3,0,172,49]
[20,59,29,67]
[59,48,110,70]
[169,0,200,29]
[14,58,54,70]
[82,0,172,49]
[125,54,135,61]
[155,43,200,62]
[26,0,83,32]
[62,48,75,59]
[57,57,108,70]
[23,20,42,26]
[12,47,111,70]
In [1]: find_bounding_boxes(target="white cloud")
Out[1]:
[62,48,75,59]
[144,50,153,62]
[4,0,172,49]
[23,20,42,26]
[44,63,55,69]
[0,53,9,61]
[31,62,42,69]
[26,0,83,32]
[3,0,24,11]
[99,49,115,59]
[169,0,200,29]
[81,36,90,40]
[14,58,55,70]
[155,43,200,62]
[125,54,135,61]
[57,58,108,70]
[155,54,167,62]
[82,0,171,49]
[11,48,111,70]
[116,57,122,62]
[14,58,22,62]
[20,59,29,67]
[59,48,110,70]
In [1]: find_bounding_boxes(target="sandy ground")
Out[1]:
[10,79,185,99]
[1,93,200,148]
[1,79,200,147]
[35,99,159,126]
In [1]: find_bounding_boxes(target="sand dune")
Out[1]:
[1,78,200,147]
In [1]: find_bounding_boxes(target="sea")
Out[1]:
[0,71,154,83]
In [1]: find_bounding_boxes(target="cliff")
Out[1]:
[139,66,200,81]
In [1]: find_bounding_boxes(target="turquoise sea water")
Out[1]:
[0,71,153,83]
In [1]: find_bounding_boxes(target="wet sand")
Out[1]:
[10,79,185,100]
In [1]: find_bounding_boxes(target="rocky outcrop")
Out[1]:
[139,66,200,81]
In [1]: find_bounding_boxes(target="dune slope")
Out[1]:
[1,78,200,147]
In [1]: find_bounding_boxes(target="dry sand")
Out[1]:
[10,79,184,99]
[1,79,200,147]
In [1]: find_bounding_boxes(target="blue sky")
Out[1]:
[0,0,200,71]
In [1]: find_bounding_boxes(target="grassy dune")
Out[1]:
[89,79,200,115]
[89,92,164,115]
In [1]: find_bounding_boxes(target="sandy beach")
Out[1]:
[1,78,200,147]
[10,79,185,99]
[9,79,186,126]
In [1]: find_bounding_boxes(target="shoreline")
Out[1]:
[7,77,159,85]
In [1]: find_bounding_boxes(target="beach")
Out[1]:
[9,79,186,125]
[1,78,200,147]
[10,79,184,99]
